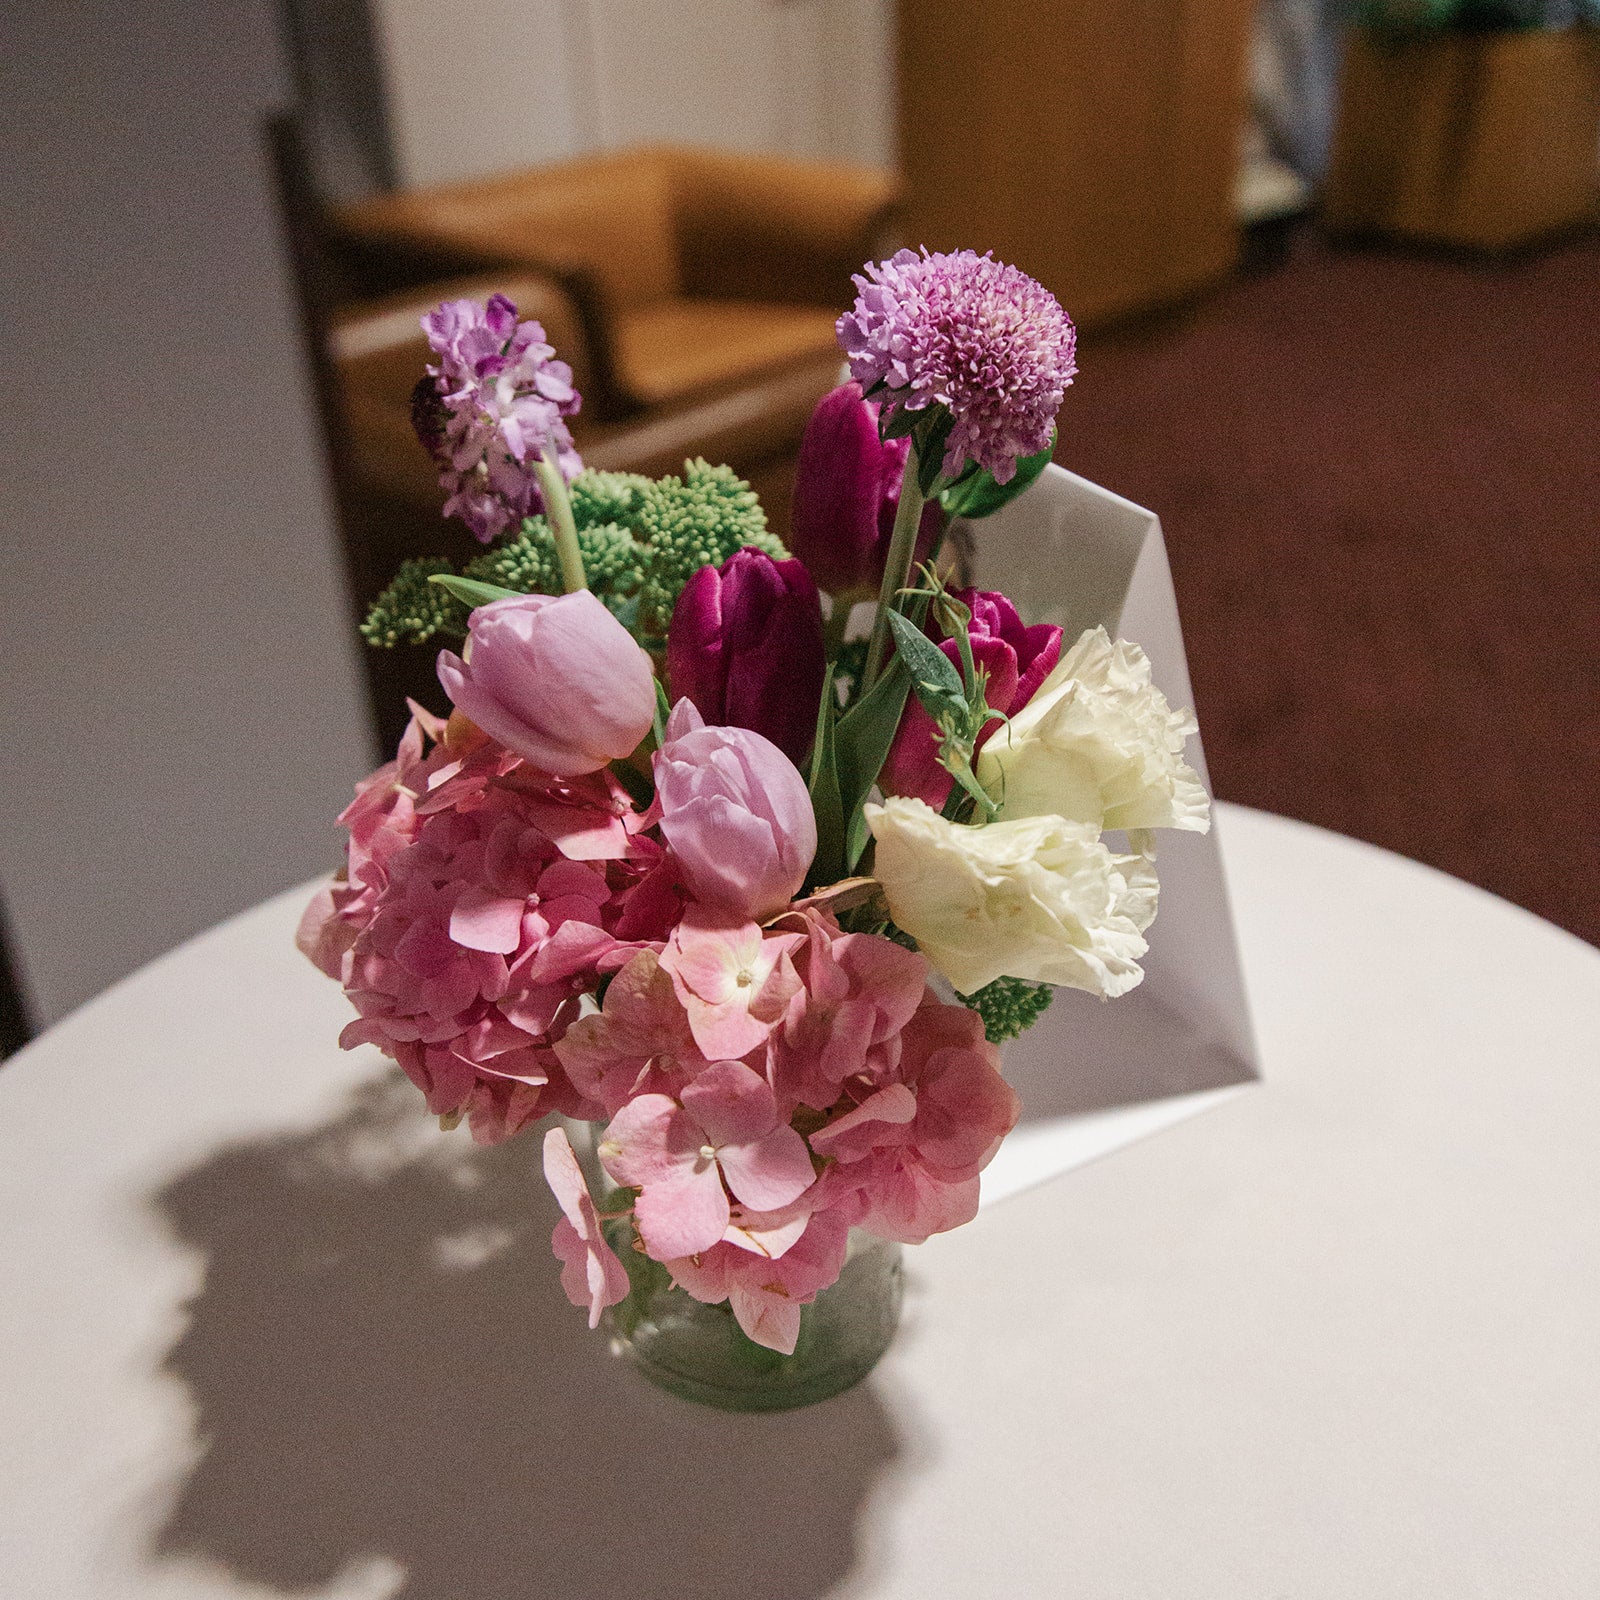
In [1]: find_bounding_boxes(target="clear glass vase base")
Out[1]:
[605,1231,905,1414]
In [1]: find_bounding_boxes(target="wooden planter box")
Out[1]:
[1324,27,1600,250]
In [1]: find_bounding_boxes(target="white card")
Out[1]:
[963,464,1261,1201]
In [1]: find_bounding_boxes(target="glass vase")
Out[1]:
[564,1119,904,1413]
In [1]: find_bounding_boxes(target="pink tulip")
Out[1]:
[436,592,655,776]
[652,699,816,920]
[880,587,1062,807]
[667,549,826,765]
[789,382,941,595]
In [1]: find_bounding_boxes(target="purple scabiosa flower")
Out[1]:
[836,249,1077,485]
[416,294,584,543]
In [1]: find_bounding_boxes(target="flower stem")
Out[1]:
[863,446,927,690]
[537,446,586,592]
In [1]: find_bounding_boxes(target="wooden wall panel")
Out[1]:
[897,0,1255,328]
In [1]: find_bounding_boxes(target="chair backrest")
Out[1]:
[337,148,683,313]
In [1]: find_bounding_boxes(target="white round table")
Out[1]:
[2,804,1597,1599]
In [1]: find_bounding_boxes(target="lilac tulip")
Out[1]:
[437,591,655,776]
[880,588,1062,808]
[653,700,817,921]
[667,548,826,766]
[789,382,940,595]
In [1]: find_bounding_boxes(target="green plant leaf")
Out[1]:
[886,608,964,709]
[939,433,1055,519]
[879,404,923,441]
[427,574,526,610]
[804,685,846,892]
[834,655,910,870]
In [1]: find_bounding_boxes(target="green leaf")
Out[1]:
[428,574,526,610]
[651,678,671,750]
[939,433,1055,519]
[804,685,846,892]
[886,608,963,708]
[879,404,923,441]
[834,656,911,870]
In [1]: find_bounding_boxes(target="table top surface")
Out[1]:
[2,803,1598,1600]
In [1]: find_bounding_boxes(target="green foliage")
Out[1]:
[958,976,1055,1044]
[633,458,787,638]
[940,433,1055,520]
[360,463,785,650]
[361,557,465,647]
[804,683,846,892]
[1350,0,1574,29]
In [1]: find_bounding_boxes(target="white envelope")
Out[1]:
[962,464,1261,1202]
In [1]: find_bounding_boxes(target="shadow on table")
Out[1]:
[147,1072,903,1600]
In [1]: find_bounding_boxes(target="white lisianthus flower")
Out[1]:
[975,627,1210,836]
[865,797,1158,998]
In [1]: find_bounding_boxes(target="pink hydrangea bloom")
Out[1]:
[418,293,583,543]
[769,911,930,1113]
[296,703,453,980]
[554,949,712,1117]
[598,1060,816,1261]
[811,996,1020,1244]
[332,783,633,1141]
[659,908,804,1060]
[667,1208,851,1355]
[836,248,1077,484]
[543,1127,631,1328]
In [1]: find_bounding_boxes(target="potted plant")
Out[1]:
[1323,0,1600,249]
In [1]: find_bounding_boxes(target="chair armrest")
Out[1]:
[328,270,596,399]
[665,146,901,307]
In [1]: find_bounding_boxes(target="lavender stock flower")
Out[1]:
[836,249,1077,485]
[417,294,584,543]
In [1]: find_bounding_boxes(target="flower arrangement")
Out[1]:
[300,248,1209,1384]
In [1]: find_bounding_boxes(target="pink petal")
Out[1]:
[681,1059,778,1146]
[718,1124,817,1212]
[680,994,778,1060]
[542,1125,594,1229]
[449,888,529,954]
[551,1217,631,1329]
[724,1205,810,1261]
[634,1165,731,1260]
[729,1288,802,1355]
[809,1083,918,1161]
[597,1094,698,1188]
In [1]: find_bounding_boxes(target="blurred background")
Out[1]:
[3,0,1596,1052]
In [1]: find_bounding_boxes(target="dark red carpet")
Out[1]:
[1063,232,1599,948]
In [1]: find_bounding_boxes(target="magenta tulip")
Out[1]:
[789,382,940,595]
[667,548,826,766]
[653,701,816,920]
[437,591,655,776]
[880,589,1062,807]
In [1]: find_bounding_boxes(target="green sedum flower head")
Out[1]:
[361,557,465,647]
[568,470,654,533]
[634,458,787,638]
[958,975,1055,1044]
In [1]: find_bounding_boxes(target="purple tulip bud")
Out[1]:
[667,548,827,766]
[790,383,940,595]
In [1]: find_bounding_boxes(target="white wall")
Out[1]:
[1,0,376,1025]
[375,0,895,188]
